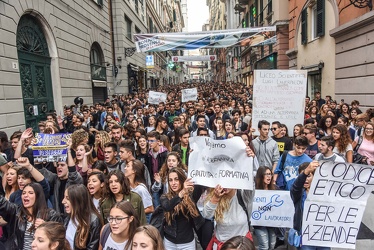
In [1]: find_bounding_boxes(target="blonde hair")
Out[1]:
[205,188,232,223]
[94,131,111,153]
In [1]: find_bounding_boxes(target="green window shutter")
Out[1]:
[316,0,325,37]
[301,8,307,45]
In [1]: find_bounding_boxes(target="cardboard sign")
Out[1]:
[181,88,198,102]
[302,162,374,249]
[251,190,294,228]
[188,137,253,190]
[148,91,167,104]
[32,133,71,163]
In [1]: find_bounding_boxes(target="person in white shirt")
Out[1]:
[314,136,346,162]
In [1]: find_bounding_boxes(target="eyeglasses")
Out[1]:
[108,216,129,224]
[271,128,277,131]
[303,132,311,135]
[264,173,273,176]
[147,140,157,143]
[365,128,374,131]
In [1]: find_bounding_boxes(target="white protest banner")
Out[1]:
[181,88,198,102]
[148,91,167,104]
[172,55,217,62]
[251,190,294,228]
[188,137,253,190]
[302,162,374,249]
[252,70,307,136]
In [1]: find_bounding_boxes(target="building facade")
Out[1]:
[287,0,337,99]
[330,0,374,107]
[0,0,112,134]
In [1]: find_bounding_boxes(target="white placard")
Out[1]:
[302,162,374,249]
[146,55,154,69]
[188,137,253,190]
[181,88,198,102]
[148,91,167,105]
[251,190,294,228]
[252,70,307,136]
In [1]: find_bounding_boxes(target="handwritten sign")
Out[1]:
[252,70,307,136]
[251,190,294,228]
[148,91,167,104]
[181,88,198,102]
[32,133,71,163]
[188,137,253,190]
[302,162,374,249]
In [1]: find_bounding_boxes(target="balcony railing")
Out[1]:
[91,64,107,81]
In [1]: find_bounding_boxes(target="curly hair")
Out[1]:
[94,131,111,154]
[159,152,187,184]
[332,124,352,153]
[164,168,199,225]
[71,129,88,150]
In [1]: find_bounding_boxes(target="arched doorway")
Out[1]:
[17,15,54,130]
[90,42,107,103]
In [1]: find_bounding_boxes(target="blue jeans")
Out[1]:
[298,246,330,250]
[254,226,276,250]
[152,191,160,208]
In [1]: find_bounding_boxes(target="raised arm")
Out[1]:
[16,157,44,182]
[14,128,33,160]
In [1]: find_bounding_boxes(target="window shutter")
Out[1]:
[301,8,307,45]
[316,0,325,37]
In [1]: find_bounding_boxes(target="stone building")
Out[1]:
[0,0,112,133]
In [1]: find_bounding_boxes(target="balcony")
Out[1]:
[91,64,107,81]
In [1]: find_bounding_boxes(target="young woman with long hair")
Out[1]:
[87,171,106,212]
[31,221,72,250]
[213,117,227,140]
[0,182,62,249]
[293,124,303,141]
[224,120,234,136]
[318,115,337,138]
[68,144,94,184]
[253,166,276,250]
[159,135,172,152]
[152,152,188,195]
[145,115,156,133]
[352,122,374,165]
[2,165,18,200]
[94,131,111,161]
[136,136,151,170]
[100,170,146,225]
[308,105,319,122]
[332,124,353,163]
[125,159,154,223]
[99,201,140,250]
[132,225,165,250]
[339,103,350,119]
[161,167,204,249]
[62,184,103,250]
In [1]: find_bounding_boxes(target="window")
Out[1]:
[301,8,307,45]
[259,0,264,23]
[301,0,324,45]
[93,0,103,7]
[90,43,106,81]
[267,0,272,14]
[125,15,132,40]
[149,17,154,33]
[135,0,139,14]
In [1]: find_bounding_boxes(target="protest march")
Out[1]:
[0,70,373,250]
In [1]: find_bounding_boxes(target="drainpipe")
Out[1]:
[109,0,116,81]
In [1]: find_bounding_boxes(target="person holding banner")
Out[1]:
[253,166,277,250]
[161,167,204,250]
[290,161,330,250]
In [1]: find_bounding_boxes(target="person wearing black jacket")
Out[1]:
[161,167,205,249]
[0,182,62,249]
[62,184,103,250]
[290,161,330,250]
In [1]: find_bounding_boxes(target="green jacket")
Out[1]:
[100,191,146,225]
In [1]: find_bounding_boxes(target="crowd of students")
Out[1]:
[0,81,373,250]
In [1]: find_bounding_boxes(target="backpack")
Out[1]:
[150,205,165,237]
[100,224,111,248]
[237,190,251,229]
[275,150,288,190]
